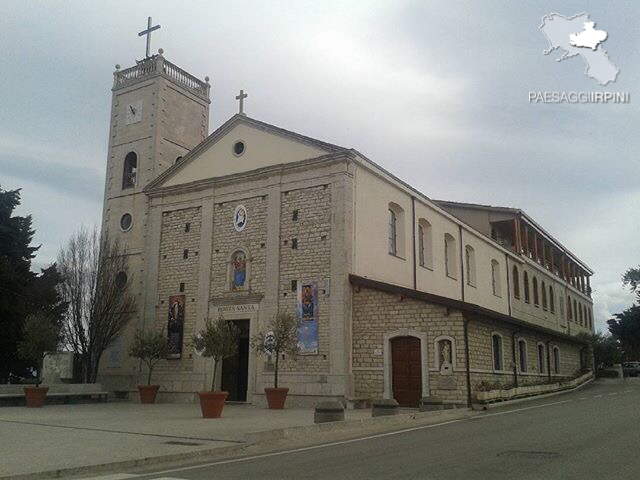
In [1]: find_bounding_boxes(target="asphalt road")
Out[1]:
[91,379,640,480]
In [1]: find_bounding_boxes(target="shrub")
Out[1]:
[128,330,172,385]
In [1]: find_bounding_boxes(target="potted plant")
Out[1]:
[17,313,59,408]
[251,313,299,409]
[193,317,239,418]
[128,329,171,404]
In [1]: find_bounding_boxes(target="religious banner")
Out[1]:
[296,282,318,355]
[167,295,185,357]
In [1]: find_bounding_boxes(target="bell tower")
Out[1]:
[99,23,210,385]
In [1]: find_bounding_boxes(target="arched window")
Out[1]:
[465,245,476,286]
[541,281,547,310]
[418,219,433,269]
[588,308,592,329]
[574,299,578,324]
[231,250,247,290]
[549,286,555,313]
[491,259,501,296]
[579,304,583,326]
[388,209,397,255]
[122,152,137,189]
[524,272,530,303]
[553,346,560,374]
[567,296,572,320]
[512,265,520,299]
[559,295,565,320]
[533,277,539,306]
[518,339,528,372]
[491,334,503,371]
[444,233,457,279]
[388,203,405,257]
[537,343,546,373]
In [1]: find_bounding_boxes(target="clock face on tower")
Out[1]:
[125,100,143,125]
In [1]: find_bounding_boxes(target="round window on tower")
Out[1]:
[233,141,246,156]
[115,271,128,289]
[120,213,133,231]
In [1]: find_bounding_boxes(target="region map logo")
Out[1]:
[530,12,628,104]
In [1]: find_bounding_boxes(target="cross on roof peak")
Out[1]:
[236,89,248,115]
[138,16,161,59]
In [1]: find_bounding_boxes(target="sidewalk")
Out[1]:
[0,402,471,479]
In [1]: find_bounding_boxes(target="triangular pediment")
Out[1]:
[148,115,348,190]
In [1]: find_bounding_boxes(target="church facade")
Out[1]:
[100,53,594,407]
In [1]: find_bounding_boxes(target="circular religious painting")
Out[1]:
[233,205,248,232]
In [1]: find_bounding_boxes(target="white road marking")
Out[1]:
[579,397,588,400]
[472,400,573,419]
[608,392,618,396]
[623,390,632,393]
[81,475,140,480]
[594,394,603,398]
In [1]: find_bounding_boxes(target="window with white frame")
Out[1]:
[418,219,433,269]
[491,259,501,296]
[518,339,527,372]
[388,203,405,257]
[465,245,476,286]
[537,343,546,373]
[444,233,457,279]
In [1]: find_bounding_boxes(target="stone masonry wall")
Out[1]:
[352,286,467,403]
[352,285,587,405]
[211,195,268,298]
[278,184,332,375]
[154,206,202,382]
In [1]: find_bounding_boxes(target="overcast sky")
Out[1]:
[1,0,638,331]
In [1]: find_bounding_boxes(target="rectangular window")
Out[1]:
[185,223,190,233]
[291,238,298,250]
[292,209,299,221]
[492,335,503,371]
[179,282,185,292]
[183,249,188,259]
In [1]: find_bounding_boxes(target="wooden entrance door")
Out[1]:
[391,336,422,407]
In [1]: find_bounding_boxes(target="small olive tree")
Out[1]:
[128,330,171,385]
[251,313,299,388]
[17,313,59,387]
[193,318,239,391]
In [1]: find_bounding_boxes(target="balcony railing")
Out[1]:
[113,55,209,100]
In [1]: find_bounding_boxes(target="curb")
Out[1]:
[471,376,595,410]
[1,408,476,480]
[244,407,474,443]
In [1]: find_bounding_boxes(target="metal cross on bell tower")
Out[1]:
[138,16,161,58]
[236,90,248,115]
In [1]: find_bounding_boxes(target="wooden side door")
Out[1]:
[391,336,422,407]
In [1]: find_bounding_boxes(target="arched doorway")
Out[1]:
[391,336,422,407]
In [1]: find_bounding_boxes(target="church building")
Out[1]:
[100,40,594,407]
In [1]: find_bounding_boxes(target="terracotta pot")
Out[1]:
[198,391,228,418]
[265,387,289,409]
[24,386,48,408]
[138,384,160,404]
